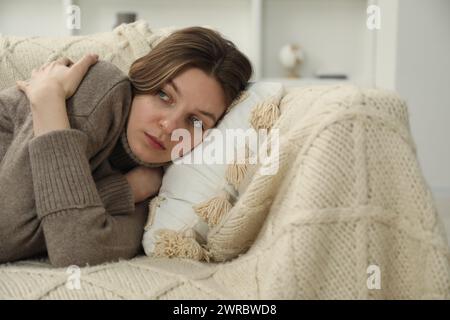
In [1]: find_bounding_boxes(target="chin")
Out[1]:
[136,145,157,162]
[129,135,147,160]
[136,140,170,163]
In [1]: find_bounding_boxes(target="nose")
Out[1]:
[158,111,183,135]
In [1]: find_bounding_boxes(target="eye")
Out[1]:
[157,90,171,103]
[190,117,205,130]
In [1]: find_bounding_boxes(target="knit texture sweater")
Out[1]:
[0,61,156,267]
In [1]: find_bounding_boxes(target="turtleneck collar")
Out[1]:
[109,128,172,173]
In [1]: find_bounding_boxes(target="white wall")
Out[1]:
[0,0,67,36]
[75,0,252,60]
[0,0,254,69]
[374,0,399,91]
[395,0,450,230]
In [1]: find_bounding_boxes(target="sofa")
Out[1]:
[0,21,449,299]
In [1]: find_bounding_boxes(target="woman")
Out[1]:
[0,27,252,267]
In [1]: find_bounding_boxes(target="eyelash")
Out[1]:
[157,89,205,130]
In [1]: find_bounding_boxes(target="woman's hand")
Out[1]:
[125,166,163,204]
[16,53,99,104]
[16,53,99,137]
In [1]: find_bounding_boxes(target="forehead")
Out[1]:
[166,68,226,113]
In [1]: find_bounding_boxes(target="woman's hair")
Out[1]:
[128,26,253,108]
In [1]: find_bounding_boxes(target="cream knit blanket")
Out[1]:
[0,21,177,90]
[0,84,448,299]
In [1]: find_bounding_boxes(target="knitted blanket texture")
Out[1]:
[0,83,448,299]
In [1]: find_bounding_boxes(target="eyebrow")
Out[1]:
[168,80,218,124]
[167,80,181,97]
[197,109,217,124]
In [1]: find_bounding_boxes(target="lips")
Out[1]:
[145,133,166,150]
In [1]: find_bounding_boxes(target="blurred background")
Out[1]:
[1,0,449,236]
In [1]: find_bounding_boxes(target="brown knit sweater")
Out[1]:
[0,61,158,268]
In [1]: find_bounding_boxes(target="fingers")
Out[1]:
[15,80,29,92]
[33,54,94,76]
[68,53,99,88]
[71,54,99,75]
[39,57,73,70]
[56,57,73,66]
[38,61,54,72]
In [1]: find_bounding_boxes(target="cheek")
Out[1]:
[181,129,205,151]
[165,127,202,157]
[131,98,159,125]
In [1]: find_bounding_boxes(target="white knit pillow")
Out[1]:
[0,20,177,90]
[142,82,284,260]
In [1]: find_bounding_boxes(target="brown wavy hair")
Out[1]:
[128,26,253,109]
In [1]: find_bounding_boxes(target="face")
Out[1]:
[126,67,227,164]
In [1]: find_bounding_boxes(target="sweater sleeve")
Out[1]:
[0,94,15,162]
[28,128,146,268]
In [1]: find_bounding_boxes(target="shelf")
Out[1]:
[261,0,374,85]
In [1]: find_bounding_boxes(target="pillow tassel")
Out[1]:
[144,195,164,231]
[250,99,280,130]
[153,229,211,262]
[193,190,232,228]
[226,142,254,190]
[226,162,249,190]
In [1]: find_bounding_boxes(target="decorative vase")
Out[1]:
[279,43,304,78]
